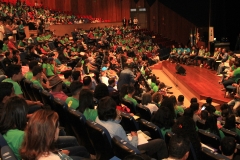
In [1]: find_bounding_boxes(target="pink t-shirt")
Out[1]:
[50,91,68,102]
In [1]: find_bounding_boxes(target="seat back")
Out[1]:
[221,128,240,143]
[139,119,163,139]
[67,109,95,154]
[0,75,6,82]
[196,120,206,130]
[23,79,36,101]
[40,90,54,109]
[120,112,139,132]
[31,84,43,103]
[201,147,230,160]
[198,129,220,151]
[0,133,17,160]
[19,79,31,100]
[112,136,141,159]
[85,120,114,160]
[136,104,152,121]
[121,99,137,114]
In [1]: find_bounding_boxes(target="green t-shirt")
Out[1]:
[160,128,171,139]
[153,85,159,92]
[31,79,43,89]
[37,36,43,42]
[66,97,79,110]
[3,129,24,160]
[175,106,184,116]
[2,78,23,95]
[43,63,55,77]
[83,108,98,121]
[124,95,138,107]
[233,67,240,82]
[24,71,33,80]
[150,82,156,89]
[2,43,9,52]
[63,80,71,86]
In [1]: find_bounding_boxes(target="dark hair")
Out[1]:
[83,76,92,86]
[141,93,152,105]
[29,60,39,70]
[127,85,135,94]
[169,95,177,106]
[178,95,184,102]
[190,97,198,103]
[206,97,212,104]
[0,82,13,102]
[220,137,236,156]
[5,64,22,78]
[161,97,176,119]
[94,83,109,100]
[78,89,95,113]
[119,84,129,100]
[169,135,190,159]
[183,108,194,118]
[220,103,232,118]
[190,102,199,112]
[172,116,201,159]
[200,110,208,120]
[108,78,115,85]
[205,115,220,137]
[5,51,10,57]
[69,81,83,95]
[97,96,117,121]
[224,114,236,130]
[72,71,81,81]
[0,96,28,134]
[63,70,72,79]
[151,106,174,129]
[20,110,59,159]
[32,66,43,76]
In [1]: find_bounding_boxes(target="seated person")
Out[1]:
[94,83,109,101]
[177,95,186,109]
[63,70,72,86]
[201,97,216,114]
[66,81,82,110]
[223,114,240,136]
[181,45,190,64]
[205,115,225,139]
[78,89,98,121]
[30,66,49,89]
[194,45,205,66]
[49,75,68,102]
[165,135,190,160]
[228,82,240,114]
[2,51,14,69]
[96,96,168,159]
[200,110,208,123]
[100,67,109,86]
[168,45,177,62]
[189,102,201,122]
[220,137,240,160]
[108,78,117,94]
[72,70,81,82]
[152,92,162,107]
[0,82,15,114]
[124,85,138,107]
[24,60,38,80]
[186,46,197,65]
[141,93,158,114]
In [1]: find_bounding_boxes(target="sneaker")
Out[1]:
[217,74,223,77]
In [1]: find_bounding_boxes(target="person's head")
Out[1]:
[78,89,95,113]
[69,81,82,97]
[220,137,237,157]
[190,102,199,114]
[161,97,176,118]
[169,95,177,106]
[71,71,81,81]
[83,76,92,88]
[168,135,190,160]
[63,70,72,80]
[8,36,14,42]
[127,85,135,95]
[183,108,194,118]
[190,97,197,103]
[108,78,115,87]
[0,96,28,134]
[0,82,14,103]
[5,64,23,81]
[3,37,9,44]
[178,95,184,103]
[141,93,152,105]
[205,115,220,137]
[28,60,39,71]
[224,114,236,130]
[97,96,117,121]
[152,92,162,104]
[151,106,174,129]
[94,83,109,100]
[20,110,59,159]
[32,66,43,79]
[206,97,212,104]
[200,110,209,121]
[120,84,129,99]
[5,51,13,59]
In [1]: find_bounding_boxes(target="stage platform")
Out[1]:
[161,61,230,104]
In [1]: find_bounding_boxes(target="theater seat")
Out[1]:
[201,147,229,160]
[23,79,36,101]
[136,104,151,121]
[40,90,54,108]
[31,84,43,103]
[196,120,206,130]
[0,133,17,160]
[19,78,31,100]
[198,129,220,152]
[120,112,139,132]
[221,128,240,143]
[112,136,141,159]
[139,119,163,139]
[85,121,114,160]
[121,99,137,114]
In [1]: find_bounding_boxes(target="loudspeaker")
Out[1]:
[175,64,186,75]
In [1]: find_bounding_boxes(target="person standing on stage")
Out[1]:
[122,17,127,27]
[128,18,133,27]
[133,17,138,28]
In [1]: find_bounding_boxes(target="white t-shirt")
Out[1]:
[145,103,159,114]
[100,76,109,86]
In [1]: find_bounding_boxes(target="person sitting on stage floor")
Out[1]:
[176,44,183,63]
[217,50,233,76]
[227,82,240,115]
[168,45,177,63]
[194,45,205,67]
[202,47,211,67]
[181,45,190,64]
[186,46,197,65]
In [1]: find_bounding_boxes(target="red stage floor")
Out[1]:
[162,61,230,104]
